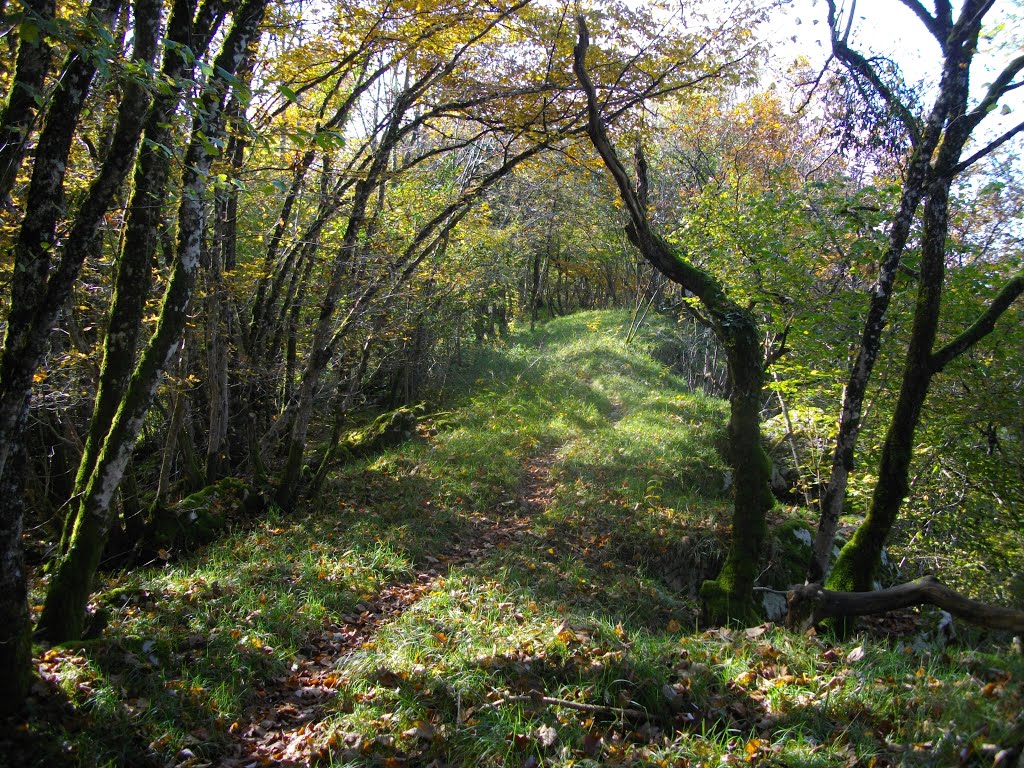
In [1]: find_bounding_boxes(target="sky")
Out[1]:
[759,0,1023,146]
[764,0,938,86]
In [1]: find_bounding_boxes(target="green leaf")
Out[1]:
[20,21,39,45]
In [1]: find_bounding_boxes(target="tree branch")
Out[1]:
[484,691,664,724]
[825,0,921,145]
[897,0,947,46]
[929,272,1024,373]
[786,576,1024,633]
[952,117,1024,175]
[765,318,792,367]
[960,53,1024,137]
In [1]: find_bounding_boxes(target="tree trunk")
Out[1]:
[70,0,228,536]
[0,0,124,710]
[0,0,56,205]
[808,0,1024,584]
[276,96,411,506]
[206,67,248,483]
[0,442,32,714]
[155,342,187,505]
[822,1,1024,593]
[828,177,949,593]
[38,0,268,642]
[0,0,122,482]
[574,18,772,623]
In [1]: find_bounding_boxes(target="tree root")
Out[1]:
[786,575,1024,633]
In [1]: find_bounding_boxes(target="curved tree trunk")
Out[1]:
[574,17,772,624]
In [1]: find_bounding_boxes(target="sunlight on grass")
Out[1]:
[22,310,1024,767]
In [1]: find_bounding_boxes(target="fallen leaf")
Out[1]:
[402,720,435,740]
[536,724,558,748]
[745,624,769,639]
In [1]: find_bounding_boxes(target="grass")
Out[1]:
[10,309,1024,767]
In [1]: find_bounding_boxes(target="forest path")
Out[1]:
[232,446,565,765]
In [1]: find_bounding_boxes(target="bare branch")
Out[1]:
[765,318,792,367]
[952,118,1024,174]
[825,0,921,145]
[960,53,1024,136]
[897,0,949,46]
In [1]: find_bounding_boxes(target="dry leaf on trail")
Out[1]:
[846,645,866,663]
[536,723,558,748]
[402,720,436,740]
[744,624,770,639]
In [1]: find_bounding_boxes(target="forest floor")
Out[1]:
[6,311,1024,767]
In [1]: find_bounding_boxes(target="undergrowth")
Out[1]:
[10,310,1023,767]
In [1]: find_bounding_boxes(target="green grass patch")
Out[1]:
[13,310,1024,767]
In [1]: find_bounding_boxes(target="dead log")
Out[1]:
[786,576,1024,633]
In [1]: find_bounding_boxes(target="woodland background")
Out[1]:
[0,0,1023,762]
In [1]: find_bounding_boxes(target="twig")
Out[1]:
[484,691,662,723]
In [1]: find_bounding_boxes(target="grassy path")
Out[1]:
[9,311,1024,767]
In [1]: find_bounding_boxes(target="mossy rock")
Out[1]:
[769,519,815,583]
[152,477,263,550]
[757,519,898,620]
[341,406,421,459]
[758,519,816,621]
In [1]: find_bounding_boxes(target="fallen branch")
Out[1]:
[786,576,1024,633]
[485,690,661,723]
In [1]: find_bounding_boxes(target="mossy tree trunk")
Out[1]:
[824,0,1024,593]
[808,0,966,584]
[0,0,130,710]
[65,0,231,555]
[0,0,55,205]
[37,0,268,642]
[574,18,774,624]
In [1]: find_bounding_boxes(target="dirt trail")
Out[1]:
[229,449,562,765]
